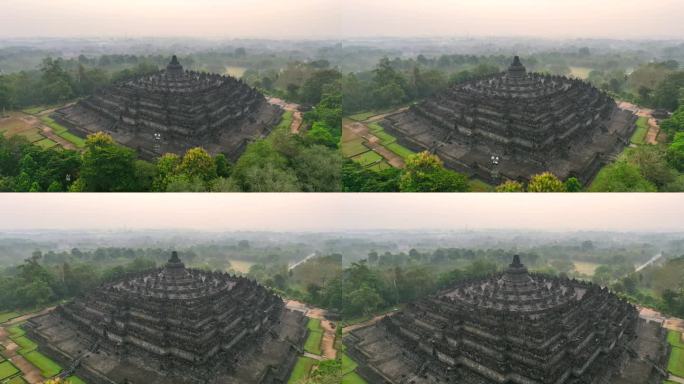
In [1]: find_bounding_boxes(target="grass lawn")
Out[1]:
[5,375,28,384]
[225,66,247,78]
[287,356,317,384]
[0,361,20,380]
[40,116,68,134]
[668,331,684,349]
[8,325,25,337]
[66,375,86,384]
[22,350,62,377]
[272,110,294,134]
[57,131,86,148]
[35,138,58,149]
[351,150,383,167]
[341,137,370,158]
[468,178,493,192]
[0,312,20,324]
[368,161,392,171]
[348,111,376,122]
[630,116,649,145]
[17,130,45,143]
[573,261,601,276]
[227,259,254,274]
[304,318,323,355]
[342,371,368,384]
[569,66,592,79]
[12,336,37,353]
[668,345,684,377]
[386,142,414,159]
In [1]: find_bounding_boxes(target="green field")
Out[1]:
[668,331,684,377]
[569,66,592,79]
[668,330,684,348]
[368,161,391,171]
[40,116,68,134]
[351,150,383,167]
[57,130,86,148]
[574,261,601,276]
[342,372,368,384]
[287,356,317,384]
[35,138,58,149]
[12,336,37,353]
[341,137,370,158]
[22,350,62,377]
[304,318,323,355]
[631,116,649,145]
[66,375,86,384]
[227,259,255,274]
[17,130,45,143]
[0,361,20,380]
[225,66,247,78]
[8,325,25,337]
[386,142,414,159]
[5,375,28,384]
[0,312,20,324]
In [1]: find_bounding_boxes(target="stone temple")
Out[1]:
[381,56,637,185]
[25,252,307,384]
[345,255,669,384]
[54,56,281,160]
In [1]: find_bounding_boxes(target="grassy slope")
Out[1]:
[631,116,649,145]
[668,331,684,377]
[0,312,20,324]
[287,356,317,384]
[0,361,20,380]
[304,318,323,355]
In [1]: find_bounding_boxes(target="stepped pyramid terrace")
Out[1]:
[24,252,308,384]
[380,56,637,185]
[345,255,670,384]
[54,56,281,160]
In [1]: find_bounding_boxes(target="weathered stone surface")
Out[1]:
[25,252,307,384]
[381,57,637,185]
[54,56,282,160]
[345,255,669,384]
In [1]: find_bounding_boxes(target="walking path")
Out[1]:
[267,97,303,133]
[285,300,337,359]
[617,101,661,144]
[342,310,398,334]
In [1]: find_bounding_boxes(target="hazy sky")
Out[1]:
[0,194,682,232]
[1,0,682,39]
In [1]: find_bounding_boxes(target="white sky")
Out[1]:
[0,0,681,39]
[0,194,682,232]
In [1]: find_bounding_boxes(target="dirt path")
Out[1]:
[342,311,398,335]
[285,300,337,359]
[266,97,304,134]
[343,119,405,168]
[364,106,410,123]
[4,306,55,326]
[618,101,661,144]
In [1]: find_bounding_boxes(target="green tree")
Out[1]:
[80,132,137,191]
[178,147,217,182]
[214,153,232,178]
[153,153,181,191]
[527,172,565,192]
[399,151,469,192]
[589,162,657,192]
[563,177,582,192]
[495,179,525,192]
[667,132,684,171]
